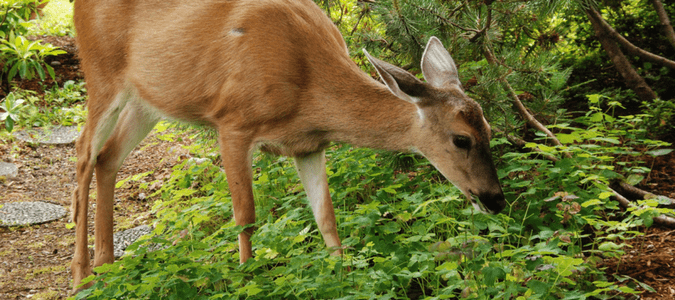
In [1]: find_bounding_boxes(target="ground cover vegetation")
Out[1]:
[1,0,674,299]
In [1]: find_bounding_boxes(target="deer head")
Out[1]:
[364,37,506,214]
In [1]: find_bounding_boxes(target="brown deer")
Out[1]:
[71,0,506,291]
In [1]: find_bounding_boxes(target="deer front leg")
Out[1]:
[295,150,342,256]
[218,132,256,263]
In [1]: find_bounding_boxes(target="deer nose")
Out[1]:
[479,190,506,214]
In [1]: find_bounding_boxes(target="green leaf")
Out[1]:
[46,64,56,80]
[642,215,654,227]
[589,112,604,122]
[626,174,644,186]
[646,148,673,157]
[598,241,622,251]
[557,133,580,144]
[35,63,46,81]
[581,199,602,208]
[526,279,550,295]
[5,117,15,132]
[586,94,602,103]
[8,62,20,80]
[19,61,28,79]
[482,266,506,286]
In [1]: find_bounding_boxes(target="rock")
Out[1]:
[0,202,67,227]
[13,126,81,145]
[0,162,18,178]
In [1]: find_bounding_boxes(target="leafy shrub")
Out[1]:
[0,31,65,82]
[0,0,40,38]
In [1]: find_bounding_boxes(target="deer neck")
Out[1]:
[318,70,420,153]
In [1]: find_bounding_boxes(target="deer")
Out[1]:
[70,0,506,292]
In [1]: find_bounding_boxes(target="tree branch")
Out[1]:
[651,0,675,49]
[612,181,675,208]
[350,5,370,35]
[610,187,675,228]
[588,8,675,70]
[585,8,657,102]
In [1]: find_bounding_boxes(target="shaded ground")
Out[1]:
[0,36,674,299]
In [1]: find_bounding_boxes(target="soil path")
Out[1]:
[0,130,191,299]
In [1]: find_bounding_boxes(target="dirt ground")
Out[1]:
[1,36,674,300]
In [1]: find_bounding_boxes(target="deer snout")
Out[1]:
[478,189,506,214]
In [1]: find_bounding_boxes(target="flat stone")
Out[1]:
[0,162,18,177]
[113,225,153,258]
[13,126,80,145]
[0,201,67,227]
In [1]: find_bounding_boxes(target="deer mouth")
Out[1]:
[469,194,491,214]
[467,189,506,214]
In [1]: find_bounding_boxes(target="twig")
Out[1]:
[493,128,559,162]
[644,229,675,238]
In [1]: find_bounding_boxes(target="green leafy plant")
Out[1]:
[0,91,26,131]
[0,31,65,82]
[70,100,670,299]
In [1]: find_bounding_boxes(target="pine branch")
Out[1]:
[482,47,568,153]
[392,0,422,49]
[414,5,479,33]
[470,2,493,43]
[351,4,371,35]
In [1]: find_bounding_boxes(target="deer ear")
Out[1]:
[363,49,424,104]
[421,36,461,89]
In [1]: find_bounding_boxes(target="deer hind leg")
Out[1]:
[92,97,159,268]
[295,150,342,256]
[71,89,158,291]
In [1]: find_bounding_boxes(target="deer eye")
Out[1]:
[453,135,472,150]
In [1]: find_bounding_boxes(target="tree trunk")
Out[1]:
[585,8,657,102]
[651,0,675,49]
